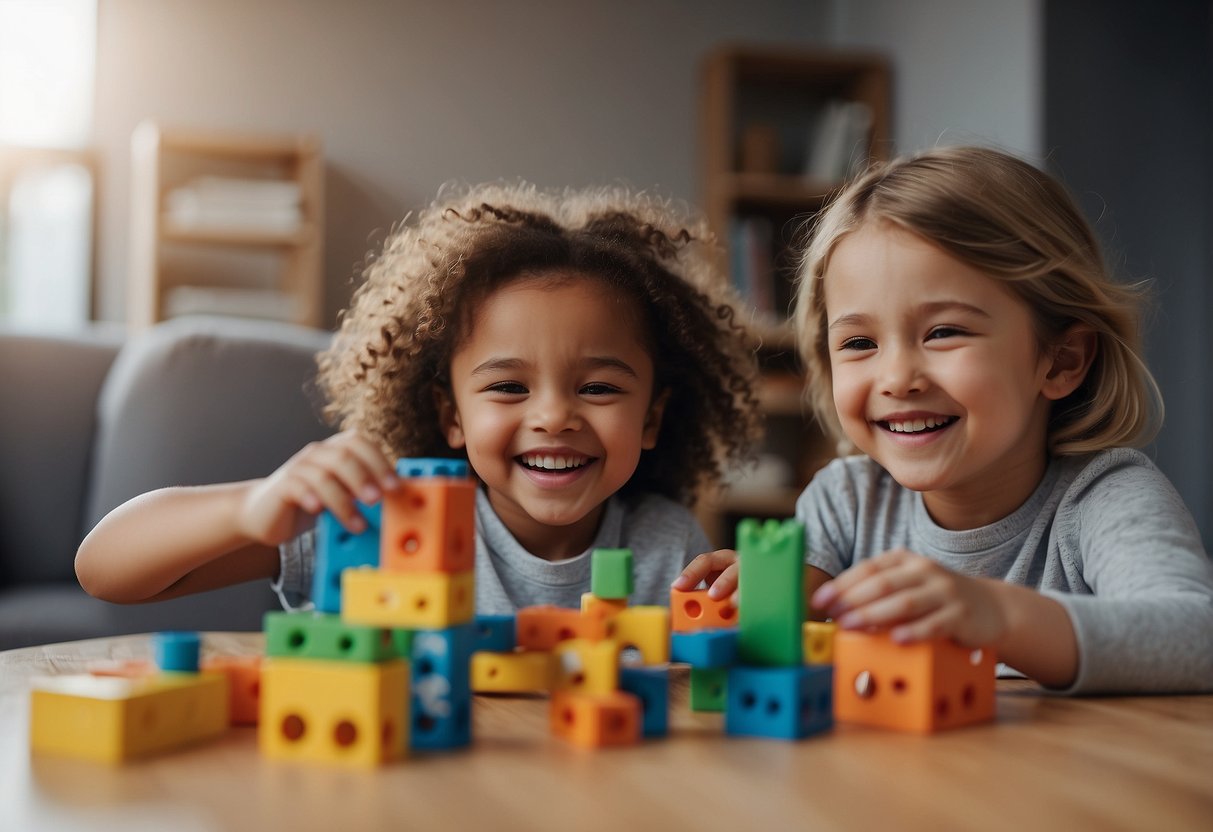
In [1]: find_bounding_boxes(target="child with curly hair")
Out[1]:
[676,146,1213,694]
[77,183,761,613]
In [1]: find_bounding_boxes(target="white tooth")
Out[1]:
[912,419,926,432]
[555,456,568,470]
[543,455,555,469]
[925,417,937,429]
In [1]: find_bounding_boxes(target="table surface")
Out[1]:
[2,633,1211,832]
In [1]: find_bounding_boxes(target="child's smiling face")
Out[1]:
[823,221,1059,530]
[440,272,665,559]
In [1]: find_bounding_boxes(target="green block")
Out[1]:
[689,667,728,712]
[264,611,402,662]
[737,518,805,667]
[590,547,634,600]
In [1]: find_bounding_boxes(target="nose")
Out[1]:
[527,388,582,433]
[879,345,926,397]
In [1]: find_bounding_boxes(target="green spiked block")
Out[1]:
[264,611,403,662]
[591,547,634,600]
[737,518,805,667]
[689,667,728,712]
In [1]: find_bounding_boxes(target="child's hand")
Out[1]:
[237,430,399,546]
[810,549,1008,648]
[672,549,740,603]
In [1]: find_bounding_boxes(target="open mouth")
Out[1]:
[878,415,958,435]
[516,453,595,472]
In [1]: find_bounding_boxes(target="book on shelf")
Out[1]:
[728,215,776,320]
[165,176,303,234]
[804,99,874,183]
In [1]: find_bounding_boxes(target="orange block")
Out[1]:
[833,630,997,734]
[516,606,609,650]
[581,593,627,626]
[550,690,641,748]
[202,655,263,725]
[669,588,738,632]
[381,478,476,573]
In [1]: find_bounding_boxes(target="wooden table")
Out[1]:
[2,633,1210,832]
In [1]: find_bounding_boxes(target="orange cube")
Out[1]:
[670,588,738,632]
[581,592,627,625]
[202,655,263,725]
[516,605,609,650]
[381,478,476,573]
[833,630,997,733]
[550,690,641,748]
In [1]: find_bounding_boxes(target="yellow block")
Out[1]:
[259,658,408,768]
[609,606,670,665]
[342,568,474,629]
[471,650,555,693]
[580,592,627,624]
[30,672,229,763]
[554,638,620,695]
[803,620,838,665]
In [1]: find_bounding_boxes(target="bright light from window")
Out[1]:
[0,0,96,148]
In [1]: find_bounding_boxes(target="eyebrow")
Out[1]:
[469,356,640,378]
[828,301,992,330]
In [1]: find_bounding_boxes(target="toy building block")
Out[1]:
[152,631,201,672]
[471,650,555,693]
[550,690,642,748]
[832,631,997,734]
[670,588,738,632]
[87,658,154,678]
[689,667,728,712]
[515,605,609,650]
[264,611,400,663]
[202,655,262,725]
[31,672,229,763]
[396,457,469,479]
[554,638,621,695]
[670,628,738,669]
[381,478,476,573]
[259,658,408,767]
[411,625,475,750]
[472,614,517,653]
[590,547,634,600]
[343,568,475,629]
[312,502,382,614]
[725,665,833,740]
[619,666,669,738]
[803,621,837,665]
[608,606,670,665]
[737,519,805,667]
[581,592,627,625]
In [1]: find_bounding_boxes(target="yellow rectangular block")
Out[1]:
[803,621,838,665]
[554,638,620,695]
[342,568,474,629]
[259,658,409,768]
[581,592,627,624]
[30,672,229,763]
[471,650,555,693]
[609,606,670,665]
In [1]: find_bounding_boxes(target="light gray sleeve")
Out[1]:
[271,529,316,612]
[795,457,860,578]
[1050,454,1213,694]
[625,494,712,605]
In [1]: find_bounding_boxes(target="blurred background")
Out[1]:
[1,0,1208,546]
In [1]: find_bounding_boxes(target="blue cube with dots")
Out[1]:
[620,666,669,738]
[396,458,469,479]
[471,614,516,653]
[311,501,381,614]
[671,629,738,669]
[152,631,201,672]
[410,623,476,750]
[724,665,834,740]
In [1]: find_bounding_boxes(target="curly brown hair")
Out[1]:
[318,182,761,505]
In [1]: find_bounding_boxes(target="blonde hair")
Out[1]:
[318,182,761,504]
[794,145,1162,455]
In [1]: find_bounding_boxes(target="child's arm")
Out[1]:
[673,550,835,619]
[810,549,1078,688]
[75,430,398,604]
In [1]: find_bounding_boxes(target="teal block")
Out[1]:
[737,518,805,666]
[590,547,634,599]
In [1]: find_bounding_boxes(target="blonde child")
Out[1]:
[676,146,1213,694]
[77,183,761,613]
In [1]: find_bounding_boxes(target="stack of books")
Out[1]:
[165,176,303,234]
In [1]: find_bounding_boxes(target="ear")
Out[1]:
[434,385,466,449]
[641,388,670,450]
[1041,324,1097,401]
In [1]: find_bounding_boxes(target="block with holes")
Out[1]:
[725,665,833,740]
[202,655,262,725]
[670,588,738,632]
[472,614,517,653]
[689,667,728,712]
[737,519,805,667]
[554,638,621,695]
[410,625,475,750]
[265,611,401,663]
[312,502,382,614]
[396,457,469,479]
[832,631,997,734]
[608,606,670,665]
[471,650,555,693]
[381,478,476,573]
[590,547,634,600]
[30,672,229,763]
[581,592,627,626]
[515,605,609,650]
[671,628,738,668]
[550,690,642,748]
[259,658,408,767]
[619,666,669,738]
[342,567,475,629]
[803,621,838,666]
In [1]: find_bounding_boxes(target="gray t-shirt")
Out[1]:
[275,488,709,614]
[796,448,1213,695]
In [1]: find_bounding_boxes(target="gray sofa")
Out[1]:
[0,315,334,650]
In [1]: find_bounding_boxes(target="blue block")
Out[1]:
[620,666,669,738]
[395,457,469,479]
[725,665,834,740]
[671,629,738,668]
[472,614,516,653]
[411,624,476,750]
[311,502,381,614]
[152,631,200,672]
